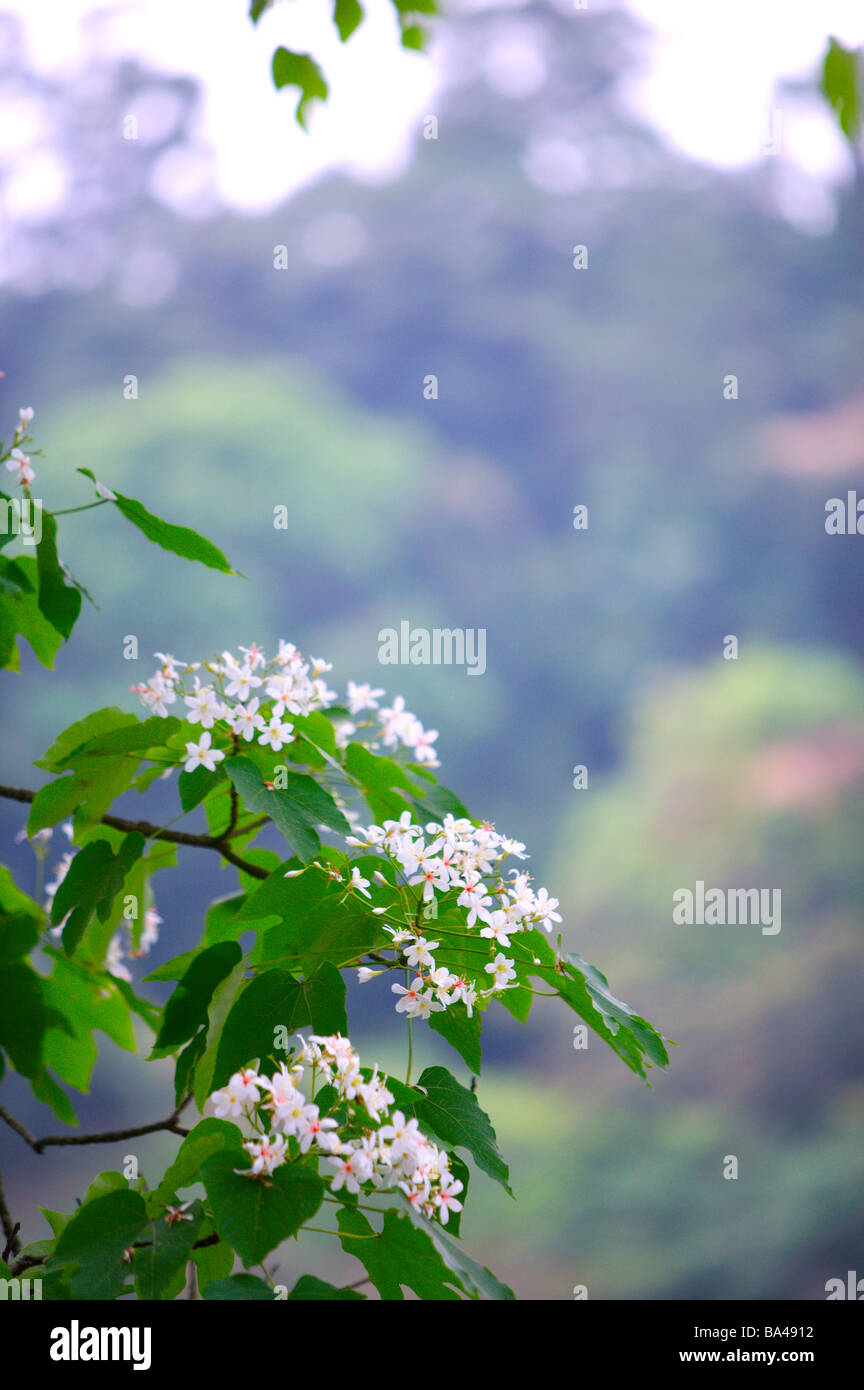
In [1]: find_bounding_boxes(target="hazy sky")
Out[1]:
[3,0,864,213]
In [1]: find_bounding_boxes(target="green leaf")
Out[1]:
[29,1065,77,1125]
[192,1234,235,1290]
[36,707,138,773]
[428,1001,482,1074]
[333,0,364,42]
[288,1273,365,1300]
[203,893,249,946]
[179,761,227,813]
[400,1196,515,1300]
[413,1066,512,1194]
[399,24,425,50]
[51,1190,148,1300]
[249,0,271,20]
[36,511,82,641]
[134,1201,203,1299]
[201,1150,324,1265]
[68,715,182,761]
[272,48,329,128]
[152,1118,244,1206]
[27,776,81,835]
[822,37,862,143]
[51,834,145,954]
[406,772,472,822]
[175,1030,207,1108]
[209,963,347,1090]
[225,756,333,861]
[337,1207,464,1299]
[203,1273,273,1300]
[0,961,46,1076]
[243,863,385,974]
[0,913,40,963]
[41,953,135,1092]
[0,555,63,670]
[530,952,670,1082]
[193,955,251,1109]
[77,469,237,574]
[153,942,243,1050]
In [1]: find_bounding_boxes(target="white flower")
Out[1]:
[224,662,262,701]
[480,909,513,948]
[183,731,225,773]
[258,717,294,751]
[239,642,267,670]
[184,679,223,729]
[403,936,439,971]
[532,888,562,932]
[6,448,34,486]
[405,724,439,765]
[346,681,386,715]
[133,672,176,718]
[434,1173,464,1225]
[328,1153,364,1195]
[228,697,265,742]
[239,1134,288,1177]
[350,866,372,898]
[485,952,517,991]
[356,966,382,983]
[17,406,34,432]
[211,1068,261,1118]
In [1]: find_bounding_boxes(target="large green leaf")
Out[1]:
[333,0,364,42]
[0,555,63,670]
[337,1207,464,1300]
[203,1273,273,1300]
[822,37,862,143]
[428,1002,482,1075]
[529,951,670,1082]
[201,1150,324,1266]
[51,1190,148,1299]
[271,48,328,128]
[400,1196,515,1300]
[0,960,46,1076]
[288,1274,365,1300]
[151,1117,243,1207]
[209,963,347,1090]
[225,757,321,861]
[41,952,135,1093]
[78,468,237,574]
[192,956,252,1109]
[153,942,243,1050]
[51,833,145,954]
[134,1201,203,1300]
[35,707,138,772]
[35,511,82,641]
[412,1066,512,1194]
[243,862,385,974]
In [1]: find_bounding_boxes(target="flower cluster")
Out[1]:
[3,405,36,486]
[348,812,562,1020]
[131,644,439,770]
[209,1034,463,1224]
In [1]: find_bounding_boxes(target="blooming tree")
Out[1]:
[0,403,670,1301]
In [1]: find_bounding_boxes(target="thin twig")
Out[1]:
[0,1096,192,1155]
[0,1166,22,1261]
[0,784,269,879]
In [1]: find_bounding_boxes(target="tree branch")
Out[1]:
[0,1095,192,1155]
[0,783,269,879]
[0,1165,22,1261]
